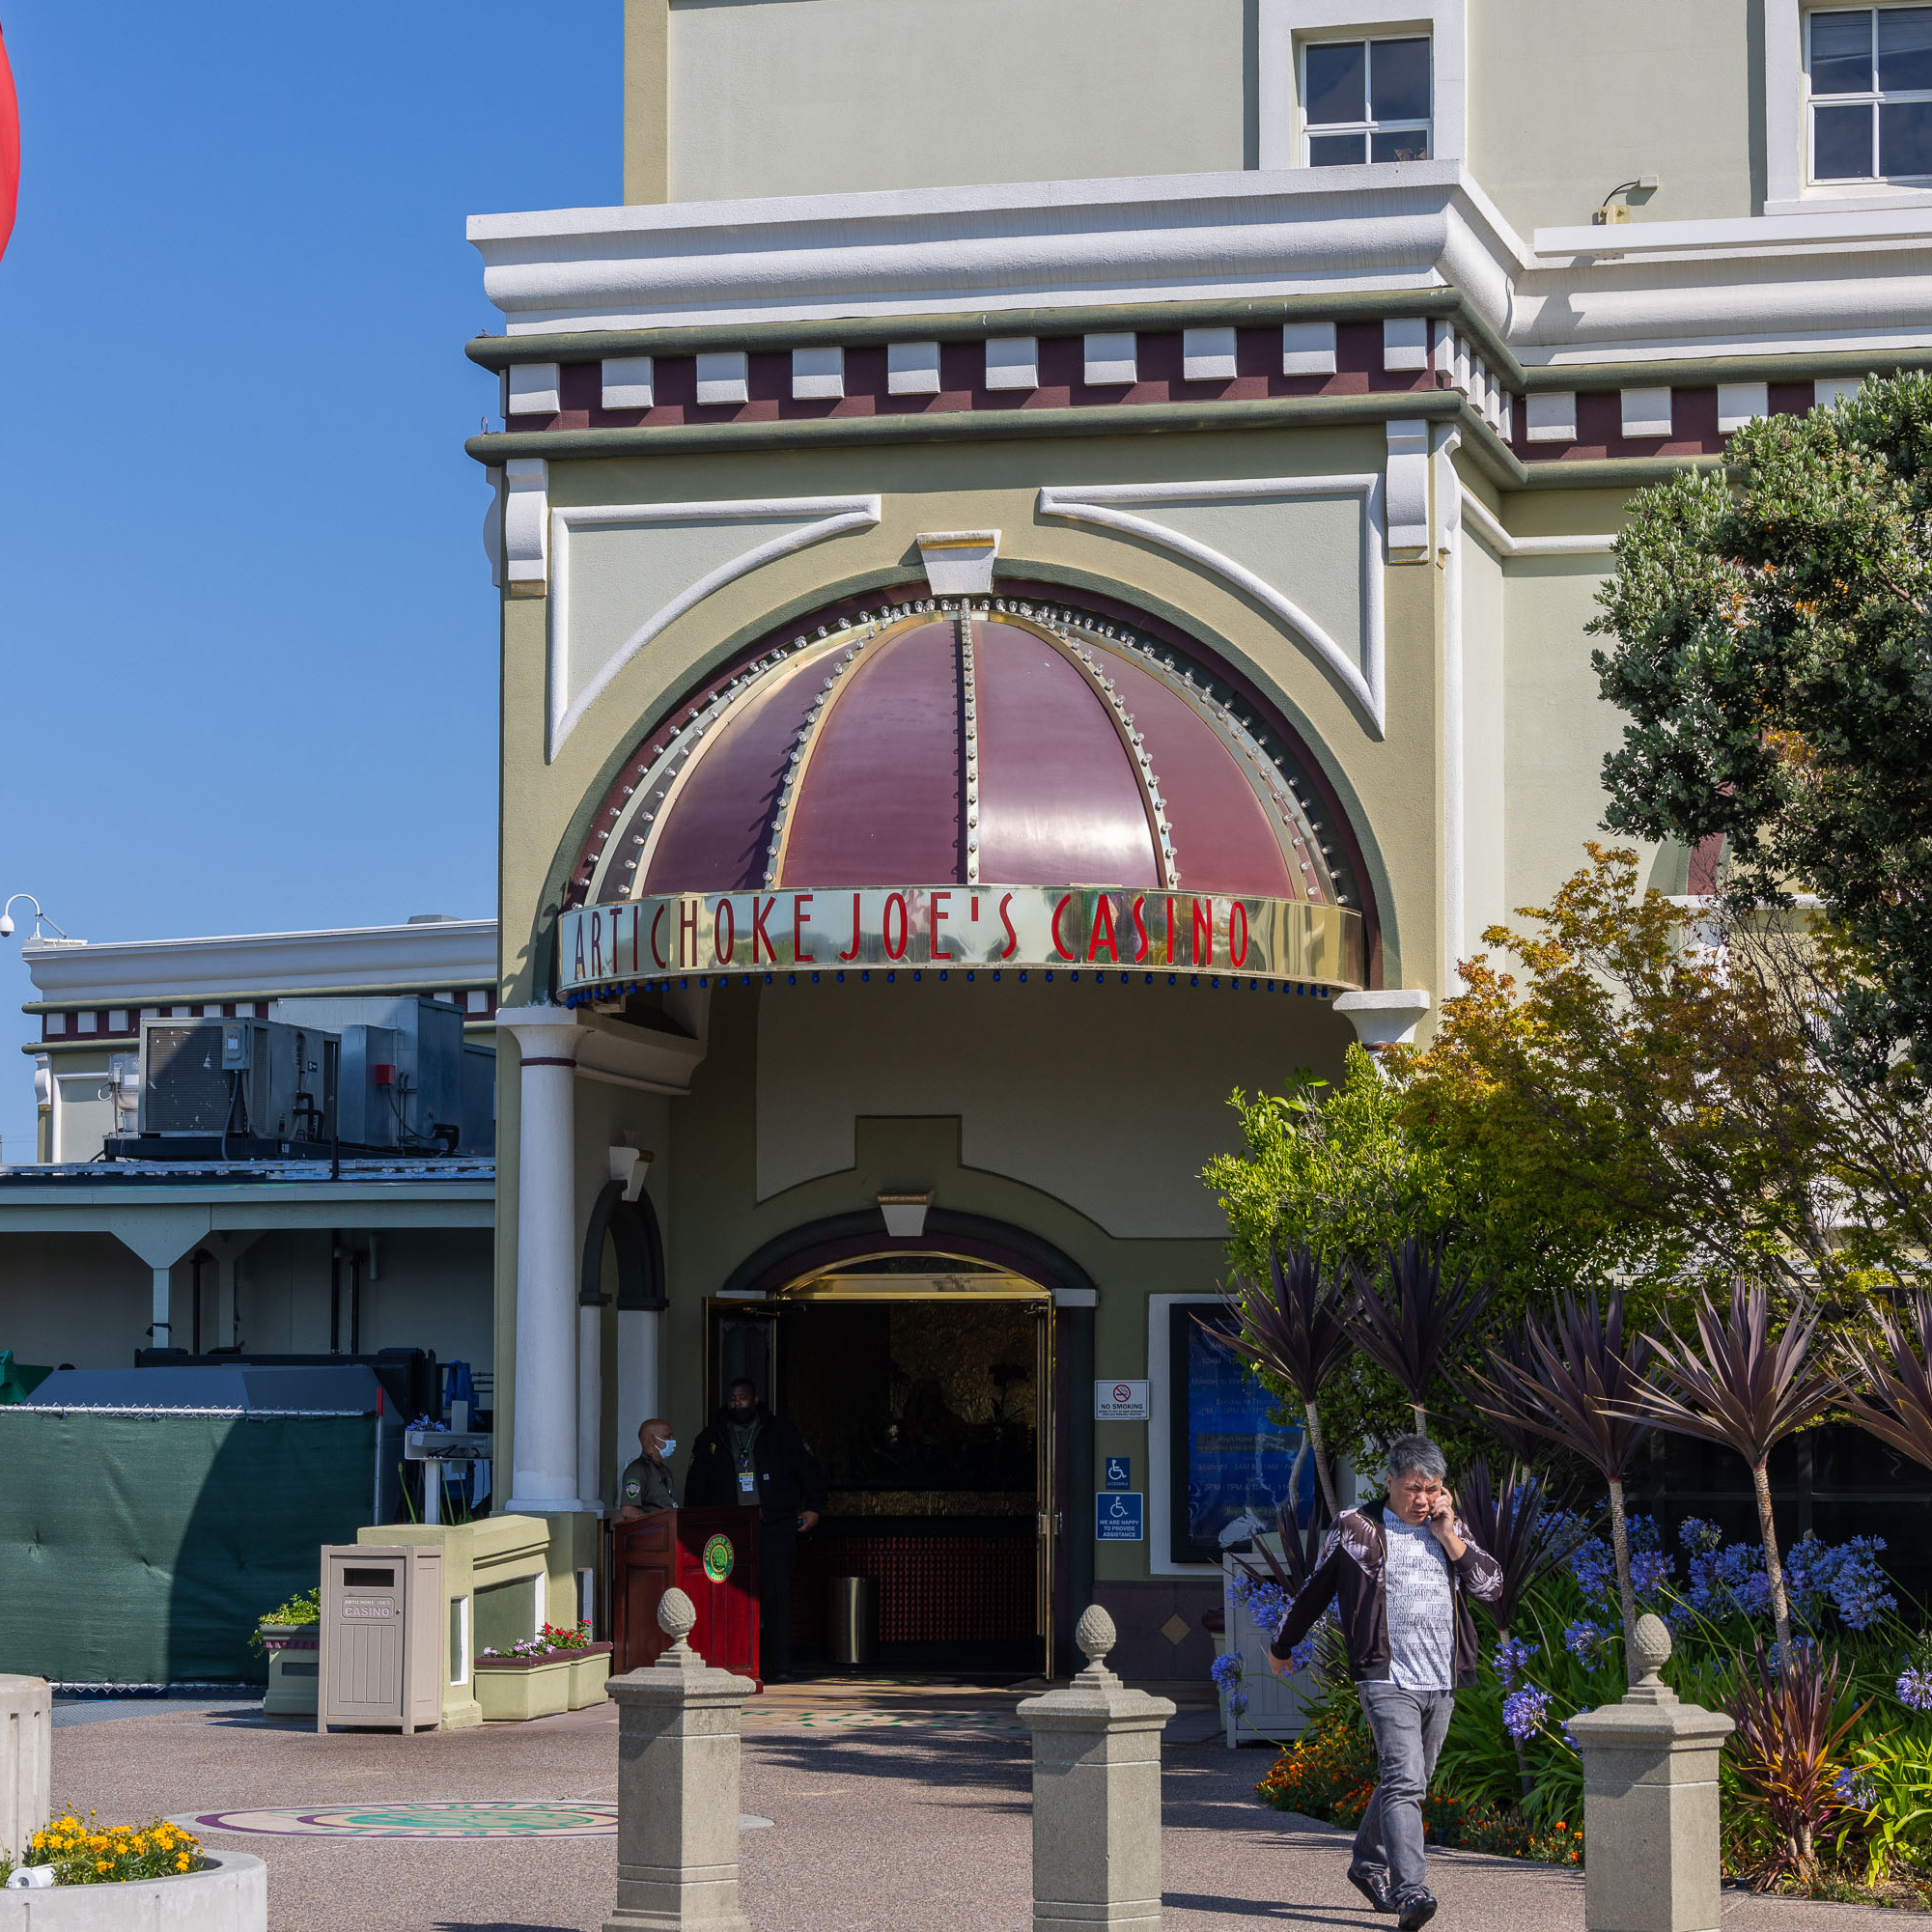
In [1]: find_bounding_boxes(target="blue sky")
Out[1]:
[0,4,619,1156]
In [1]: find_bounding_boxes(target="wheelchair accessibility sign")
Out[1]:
[1095,1491,1144,1541]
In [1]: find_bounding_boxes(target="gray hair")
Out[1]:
[1386,1434,1448,1484]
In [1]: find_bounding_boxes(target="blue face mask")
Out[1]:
[660,1438,677,1457]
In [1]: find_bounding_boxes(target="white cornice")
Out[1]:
[468,163,1526,337]
[21,919,498,1005]
[471,162,1932,371]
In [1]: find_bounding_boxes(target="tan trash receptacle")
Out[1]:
[318,1544,443,1734]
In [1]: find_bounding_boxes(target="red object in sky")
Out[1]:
[0,23,17,264]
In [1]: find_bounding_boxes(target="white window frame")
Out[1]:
[1258,0,1466,171]
[1805,4,1932,183]
[1299,33,1433,167]
[1769,0,1932,208]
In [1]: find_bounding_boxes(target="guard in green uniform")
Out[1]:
[615,1418,678,1520]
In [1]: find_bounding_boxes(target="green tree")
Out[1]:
[1398,845,1932,1330]
[1590,373,1932,1085]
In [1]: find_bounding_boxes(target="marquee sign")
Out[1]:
[558,886,1363,999]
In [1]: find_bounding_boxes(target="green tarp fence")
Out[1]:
[0,1412,374,1684]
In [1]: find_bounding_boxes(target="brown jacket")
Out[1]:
[1270,1497,1504,1688]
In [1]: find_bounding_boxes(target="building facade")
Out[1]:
[1,917,498,1384]
[468,0,1932,1676]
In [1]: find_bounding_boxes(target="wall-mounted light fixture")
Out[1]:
[1594,175,1660,226]
[878,1190,932,1239]
[609,1145,653,1202]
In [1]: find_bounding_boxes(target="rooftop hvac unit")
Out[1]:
[138,1019,337,1143]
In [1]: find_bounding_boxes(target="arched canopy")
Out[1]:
[561,592,1371,995]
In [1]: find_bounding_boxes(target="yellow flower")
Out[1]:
[176,1855,189,1869]
[96,1861,109,1872]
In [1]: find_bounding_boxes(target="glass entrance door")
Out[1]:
[704,1260,1059,1676]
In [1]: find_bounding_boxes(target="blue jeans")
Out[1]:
[1353,1681,1455,1901]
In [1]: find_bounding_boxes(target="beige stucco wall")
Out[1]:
[1469,0,1757,232]
[660,0,1250,202]
[636,0,1761,234]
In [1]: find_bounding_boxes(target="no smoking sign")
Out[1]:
[1094,1379,1150,1420]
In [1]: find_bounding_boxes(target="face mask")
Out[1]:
[659,1438,677,1457]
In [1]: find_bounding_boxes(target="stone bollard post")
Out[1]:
[1018,1606,1176,1931]
[0,1676,51,1863]
[602,1588,756,1932]
[1567,1614,1735,1932]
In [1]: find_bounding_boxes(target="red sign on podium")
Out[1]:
[611,1506,762,1683]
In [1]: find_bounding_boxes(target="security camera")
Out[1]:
[0,914,13,938]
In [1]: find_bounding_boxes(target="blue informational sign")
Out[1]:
[1104,1455,1132,1491]
[1096,1491,1145,1541]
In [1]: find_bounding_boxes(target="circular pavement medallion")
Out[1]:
[184,1803,618,1838]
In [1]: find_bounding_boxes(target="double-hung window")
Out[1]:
[1302,36,1432,165]
[1808,6,1932,181]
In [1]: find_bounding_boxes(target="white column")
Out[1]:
[152,1265,174,1348]
[578,1302,603,1513]
[498,1006,586,1514]
[617,1307,661,1458]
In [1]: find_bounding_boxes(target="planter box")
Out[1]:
[567,1643,612,1710]
[1220,1548,1316,1748]
[259,1622,320,1718]
[0,1850,265,1930]
[474,1653,574,1722]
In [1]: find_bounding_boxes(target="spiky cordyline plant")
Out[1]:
[1347,1234,1491,1434]
[1837,1290,1932,1472]
[1724,1638,1868,1883]
[1632,1281,1841,1669]
[1473,1288,1654,1674]
[1226,1242,1353,1515]
[1458,1457,1589,1793]
[1231,1491,1335,1613]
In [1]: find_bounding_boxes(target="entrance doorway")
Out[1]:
[708,1254,1057,1676]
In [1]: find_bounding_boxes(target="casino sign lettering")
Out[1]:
[558,886,1362,999]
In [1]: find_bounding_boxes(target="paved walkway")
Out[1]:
[41,1680,1909,1930]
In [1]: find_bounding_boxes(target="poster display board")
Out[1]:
[1167,1303,1314,1566]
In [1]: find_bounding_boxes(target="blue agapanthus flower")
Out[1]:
[1570,1538,1617,1597]
[1561,1706,1591,1750]
[1289,1611,1335,1674]
[1563,1618,1609,1660]
[1494,1636,1536,1688]
[1833,1765,1878,1810]
[1897,1666,1932,1713]
[1502,1686,1551,1741]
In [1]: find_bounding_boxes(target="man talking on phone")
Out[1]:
[1271,1434,1502,1930]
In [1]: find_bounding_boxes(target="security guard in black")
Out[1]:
[685,1378,826,1680]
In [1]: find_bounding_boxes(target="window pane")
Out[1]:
[1879,7,1932,89]
[1309,131,1368,166]
[1810,8,1874,94]
[1371,126,1431,162]
[1370,38,1432,122]
[1815,100,1876,174]
[1305,41,1366,125]
[1882,97,1932,171]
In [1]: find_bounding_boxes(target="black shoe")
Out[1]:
[1347,1864,1395,1914]
[1396,1891,1437,1932]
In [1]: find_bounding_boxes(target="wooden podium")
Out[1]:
[611,1506,762,1681]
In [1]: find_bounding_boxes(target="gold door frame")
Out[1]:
[704,1250,1057,1677]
